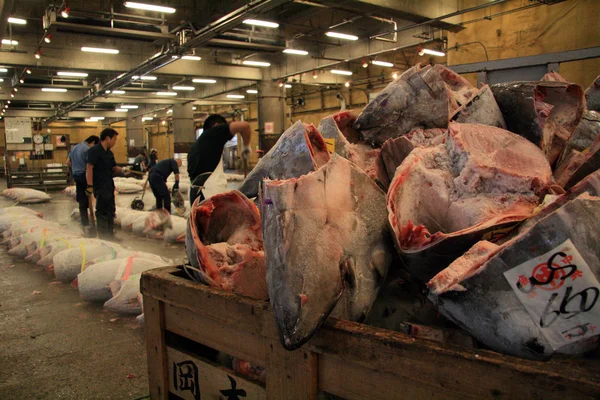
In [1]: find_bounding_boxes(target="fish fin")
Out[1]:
[447,283,467,292]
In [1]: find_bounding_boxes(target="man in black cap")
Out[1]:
[149,158,182,214]
[187,114,252,205]
[85,128,130,240]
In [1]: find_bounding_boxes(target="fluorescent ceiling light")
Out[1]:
[0,79,4,82]
[121,105,138,109]
[115,108,128,112]
[331,69,353,76]
[284,84,292,88]
[124,2,176,13]
[0,68,7,73]
[172,85,195,91]
[226,94,245,99]
[325,31,358,41]
[132,75,157,80]
[242,60,271,67]
[192,106,197,110]
[2,40,18,45]
[156,92,177,96]
[243,19,279,28]
[57,71,89,77]
[142,117,153,121]
[42,88,67,92]
[84,118,101,122]
[112,90,126,94]
[81,47,119,54]
[89,117,105,120]
[181,55,201,61]
[246,89,258,94]
[192,78,216,83]
[283,48,308,55]
[419,48,445,57]
[8,17,26,25]
[372,60,394,67]
[167,109,172,113]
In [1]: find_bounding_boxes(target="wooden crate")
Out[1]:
[141,266,600,400]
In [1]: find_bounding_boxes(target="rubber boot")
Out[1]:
[96,217,111,240]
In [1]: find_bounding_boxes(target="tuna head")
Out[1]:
[260,154,393,350]
[239,120,330,198]
[186,190,267,300]
[353,64,477,146]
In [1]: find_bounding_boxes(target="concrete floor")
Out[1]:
[0,187,189,399]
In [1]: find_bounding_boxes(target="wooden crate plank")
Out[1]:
[308,319,600,399]
[164,303,268,366]
[167,347,265,400]
[143,267,599,400]
[141,268,277,341]
[266,343,317,400]
[144,296,169,400]
[319,355,466,400]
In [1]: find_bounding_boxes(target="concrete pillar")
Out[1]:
[172,103,195,154]
[126,116,145,158]
[258,80,285,152]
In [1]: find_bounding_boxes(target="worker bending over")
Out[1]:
[149,158,182,214]
[187,114,252,205]
[66,135,99,235]
[132,150,147,175]
[85,128,130,240]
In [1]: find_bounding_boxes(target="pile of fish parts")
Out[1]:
[185,65,600,360]
[0,205,171,319]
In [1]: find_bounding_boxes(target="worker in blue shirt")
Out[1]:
[66,135,100,234]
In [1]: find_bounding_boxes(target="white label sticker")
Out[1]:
[504,239,600,350]
[129,139,135,146]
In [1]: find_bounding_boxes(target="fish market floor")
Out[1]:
[0,188,188,399]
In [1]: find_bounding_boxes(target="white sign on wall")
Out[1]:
[5,117,33,144]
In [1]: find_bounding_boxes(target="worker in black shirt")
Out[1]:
[85,128,130,240]
[149,158,182,214]
[187,114,252,205]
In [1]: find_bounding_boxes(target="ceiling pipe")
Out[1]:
[0,0,15,43]
[46,0,291,123]
[369,0,510,40]
[276,38,439,80]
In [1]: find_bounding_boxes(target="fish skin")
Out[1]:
[451,84,506,129]
[260,154,394,350]
[490,81,584,165]
[428,192,600,360]
[585,75,600,111]
[556,110,600,166]
[185,190,267,300]
[239,120,330,198]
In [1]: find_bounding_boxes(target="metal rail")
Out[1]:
[46,0,291,123]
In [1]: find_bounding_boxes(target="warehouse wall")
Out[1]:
[449,0,600,87]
